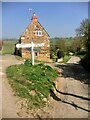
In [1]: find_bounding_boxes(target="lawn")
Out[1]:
[6,61,58,109]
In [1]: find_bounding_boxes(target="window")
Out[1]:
[25,48,30,51]
[35,52,38,56]
[35,31,42,36]
[35,52,39,57]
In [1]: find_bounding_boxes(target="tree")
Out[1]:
[50,38,66,61]
[71,37,85,54]
[55,39,66,53]
[76,19,90,72]
[76,19,89,37]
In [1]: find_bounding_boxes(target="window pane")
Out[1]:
[35,31,42,36]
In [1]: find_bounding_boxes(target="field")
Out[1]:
[2,40,18,55]
[2,38,74,55]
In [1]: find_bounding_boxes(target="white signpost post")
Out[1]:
[16,42,44,65]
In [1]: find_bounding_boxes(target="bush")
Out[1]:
[24,59,32,65]
[81,56,90,72]
[63,55,71,63]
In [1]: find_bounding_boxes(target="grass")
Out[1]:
[63,55,71,63]
[77,55,85,59]
[2,40,18,55]
[6,62,58,109]
[15,55,24,60]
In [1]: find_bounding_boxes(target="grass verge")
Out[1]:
[6,62,58,109]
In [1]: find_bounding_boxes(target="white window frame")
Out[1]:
[35,30,42,36]
[21,37,25,40]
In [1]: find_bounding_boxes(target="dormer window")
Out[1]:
[35,30,42,36]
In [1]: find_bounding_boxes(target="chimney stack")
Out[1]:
[31,13,38,23]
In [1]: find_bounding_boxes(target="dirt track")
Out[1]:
[1,55,23,118]
[1,55,90,118]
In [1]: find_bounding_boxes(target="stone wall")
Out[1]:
[18,16,50,62]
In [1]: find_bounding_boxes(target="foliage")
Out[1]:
[76,19,89,37]
[6,63,58,109]
[81,56,90,72]
[50,37,84,63]
[71,37,86,54]
[24,59,32,65]
[15,55,23,60]
[76,19,90,72]
[55,39,66,53]
[63,55,71,63]
[50,38,71,61]
[57,49,64,59]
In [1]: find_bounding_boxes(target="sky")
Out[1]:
[2,2,88,39]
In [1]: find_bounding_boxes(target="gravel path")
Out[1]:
[1,55,90,118]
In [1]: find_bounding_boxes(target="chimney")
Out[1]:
[31,13,38,23]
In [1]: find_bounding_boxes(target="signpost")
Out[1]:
[16,42,44,65]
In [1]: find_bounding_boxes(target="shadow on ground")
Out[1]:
[52,82,90,101]
[52,62,90,113]
[50,89,90,113]
[55,62,90,85]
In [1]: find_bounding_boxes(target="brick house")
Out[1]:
[15,13,50,62]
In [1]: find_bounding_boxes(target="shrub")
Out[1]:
[81,56,90,72]
[63,55,71,63]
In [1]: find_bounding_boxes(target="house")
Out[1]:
[15,13,50,62]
